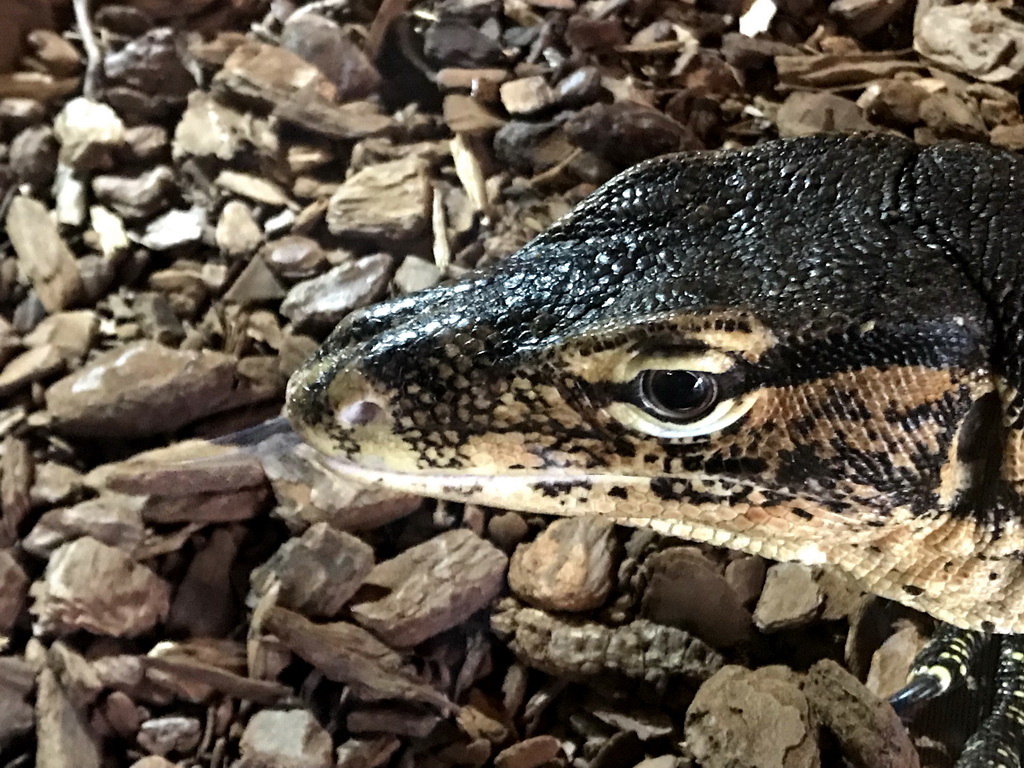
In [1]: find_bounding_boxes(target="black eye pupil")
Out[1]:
[637,370,717,420]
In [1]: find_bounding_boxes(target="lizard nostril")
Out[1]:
[337,400,385,427]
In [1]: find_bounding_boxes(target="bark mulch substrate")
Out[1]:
[1,0,1021,766]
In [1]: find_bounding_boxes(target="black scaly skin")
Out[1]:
[286,135,1024,765]
[959,636,1024,768]
[891,624,986,714]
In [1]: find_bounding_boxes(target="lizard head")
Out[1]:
[287,134,1024,632]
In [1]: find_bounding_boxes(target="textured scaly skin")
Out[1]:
[286,134,1024,636]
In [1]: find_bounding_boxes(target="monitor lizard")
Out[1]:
[284,133,1024,766]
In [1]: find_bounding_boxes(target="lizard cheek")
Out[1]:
[326,367,392,432]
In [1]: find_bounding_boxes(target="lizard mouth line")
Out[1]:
[307,452,857,511]
[311,452,622,488]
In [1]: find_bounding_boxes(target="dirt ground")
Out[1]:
[1,0,1021,766]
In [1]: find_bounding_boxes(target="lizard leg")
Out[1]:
[955,635,1024,768]
[890,624,987,715]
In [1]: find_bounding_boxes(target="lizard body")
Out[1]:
[286,134,1024,636]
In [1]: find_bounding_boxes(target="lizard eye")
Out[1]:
[636,370,718,421]
[606,366,757,439]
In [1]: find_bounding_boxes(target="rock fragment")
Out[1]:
[336,737,401,768]
[30,536,171,637]
[565,102,697,168]
[754,562,823,631]
[499,76,556,115]
[142,488,268,525]
[641,547,753,647]
[351,528,508,647]
[393,255,442,294]
[724,554,766,608]
[92,166,176,220]
[250,522,374,618]
[137,715,202,756]
[865,621,927,701]
[565,15,627,52]
[508,517,615,612]
[29,462,83,509]
[167,527,243,637]
[918,92,987,141]
[260,235,328,281]
[212,41,393,139]
[129,759,176,768]
[685,665,819,768]
[776,92,873,137]
[238,709,333,768]
[424,20,506,67]
[487,511,529,553]
[805,660,919,768]
[10,125,58,187]
[442,94,506,134]
[140,208,205,250]
[101,690,142,739]
[173,91,275,161]
[987,120,1024,151]
[216,170,293,207]
[216,200,263,257]
[53,97,125,170]
[828,0,909,37]
[1,436,33,547]
[6,196,83,312]
[326,156,432,241]
[223,257,288,305]
[281,13,381,100]
[858,79,929,127]
[87,211,125,264]
[347,707,441,738]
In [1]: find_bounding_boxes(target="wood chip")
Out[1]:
[351,528,508,647]
[261,606,453,711]
[6,196,83,312]
[36,666,102,768]
[915,3,1024,85]
[30,536,171,637]
[0,437,33,548]
[326,157,432,241]
[775,52,919,90]
[250,522,374,618]
[45,341,243,438]
[96,440,268,496]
